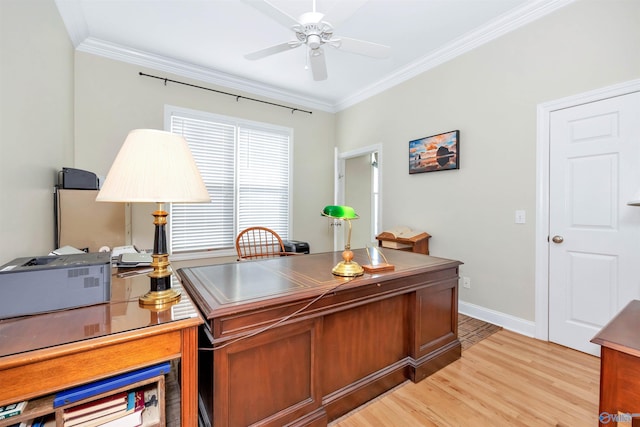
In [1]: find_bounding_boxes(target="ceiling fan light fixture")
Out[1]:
[307,34,322,50]
[242,0,391,79]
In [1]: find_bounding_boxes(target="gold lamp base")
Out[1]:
[332,260,364,277]
[332,248,364,277]
[139,289,181,309]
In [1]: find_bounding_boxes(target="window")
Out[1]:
[165,106,291,255]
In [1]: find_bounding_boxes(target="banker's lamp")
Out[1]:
[322,205,364,277]
[97,129,210,308]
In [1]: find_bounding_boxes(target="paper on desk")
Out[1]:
[117,252,152,267]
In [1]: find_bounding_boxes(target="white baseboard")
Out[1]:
[459,300,537,338]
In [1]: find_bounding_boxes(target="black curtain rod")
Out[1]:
[139,72,313,115]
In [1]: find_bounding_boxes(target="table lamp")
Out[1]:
[97,129,210,308]
[322,205,364,277]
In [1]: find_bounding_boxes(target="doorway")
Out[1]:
[333,145,382,251]
[535,79,640,355]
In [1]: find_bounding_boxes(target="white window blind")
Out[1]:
[167,107,291,254]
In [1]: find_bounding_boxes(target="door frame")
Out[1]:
[334,144,382,251]
[534,78,640,341]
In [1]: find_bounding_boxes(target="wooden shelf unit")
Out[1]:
[0,273,203,426]
[376,231,431,255]
[0,375,165,427]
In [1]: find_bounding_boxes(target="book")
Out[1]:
[68,407,130,427]
[126,389,145,412]
[63,392,127,420]
[97,409,143,427]
[65,387,148,427]
[0,401,27,420]
[378,226,424,239]
[30,416,54,427]
[64,400,128,426]
[72,397,145,427]
[54,362,170,407]
[380,240,412,249]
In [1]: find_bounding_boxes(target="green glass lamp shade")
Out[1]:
[321,205,359,220]
[322,205,363,277]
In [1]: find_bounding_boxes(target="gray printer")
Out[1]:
[0,252,110,319]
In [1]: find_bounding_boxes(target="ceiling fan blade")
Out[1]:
[332,37,391,59]
[240,0,299,29]
[309,49,327,81]
[245,41,301,60]
[322,0,368,29]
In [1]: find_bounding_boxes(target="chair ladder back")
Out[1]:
[236,226,285,260]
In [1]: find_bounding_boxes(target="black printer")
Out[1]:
[283,240,310,254]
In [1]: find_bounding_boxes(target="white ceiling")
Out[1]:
[55,0,571,112]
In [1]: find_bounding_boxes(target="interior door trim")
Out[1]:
[334,144,383,252]
[534,78,640,341]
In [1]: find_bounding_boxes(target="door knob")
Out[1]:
[552,235,564,244]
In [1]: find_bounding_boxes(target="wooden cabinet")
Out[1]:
[376,231,431,255]
[0,375,165,427]
[0,274,202,426]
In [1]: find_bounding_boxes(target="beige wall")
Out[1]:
[0,0,74,262]
[2,0,639,327]
[73,53,336,255]
[335,0,640,322]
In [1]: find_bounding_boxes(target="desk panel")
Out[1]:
[180,249,462,426]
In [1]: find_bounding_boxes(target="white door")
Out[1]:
[549,91,640,355]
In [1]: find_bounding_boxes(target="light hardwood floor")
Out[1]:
[331,329,600,427]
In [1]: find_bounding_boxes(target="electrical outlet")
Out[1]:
[462,277,471,289]
[515,210,526,224]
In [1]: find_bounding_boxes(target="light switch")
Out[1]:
[515,210,526,224]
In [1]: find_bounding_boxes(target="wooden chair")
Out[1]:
[235,226,287,260]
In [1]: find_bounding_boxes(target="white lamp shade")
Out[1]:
[96,129,210,203]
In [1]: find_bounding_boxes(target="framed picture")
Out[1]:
[409,130,459,174]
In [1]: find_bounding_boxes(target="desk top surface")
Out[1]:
[0,273,202,358]
[178,249,461,320]
[591,299,640,357]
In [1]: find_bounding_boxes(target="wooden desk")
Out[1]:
[0,273,202,426]
[591,300,640,426]
[178,249,462,426]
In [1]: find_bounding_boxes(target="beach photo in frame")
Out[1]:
[409,130,460,174]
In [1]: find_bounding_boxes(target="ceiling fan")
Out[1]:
[241,0,391,81]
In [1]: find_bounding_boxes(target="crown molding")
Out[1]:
[66,0,574,113]
[333,0,576,111]
[76,38,337,113]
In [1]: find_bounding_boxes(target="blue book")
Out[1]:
[53,362,171,408]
